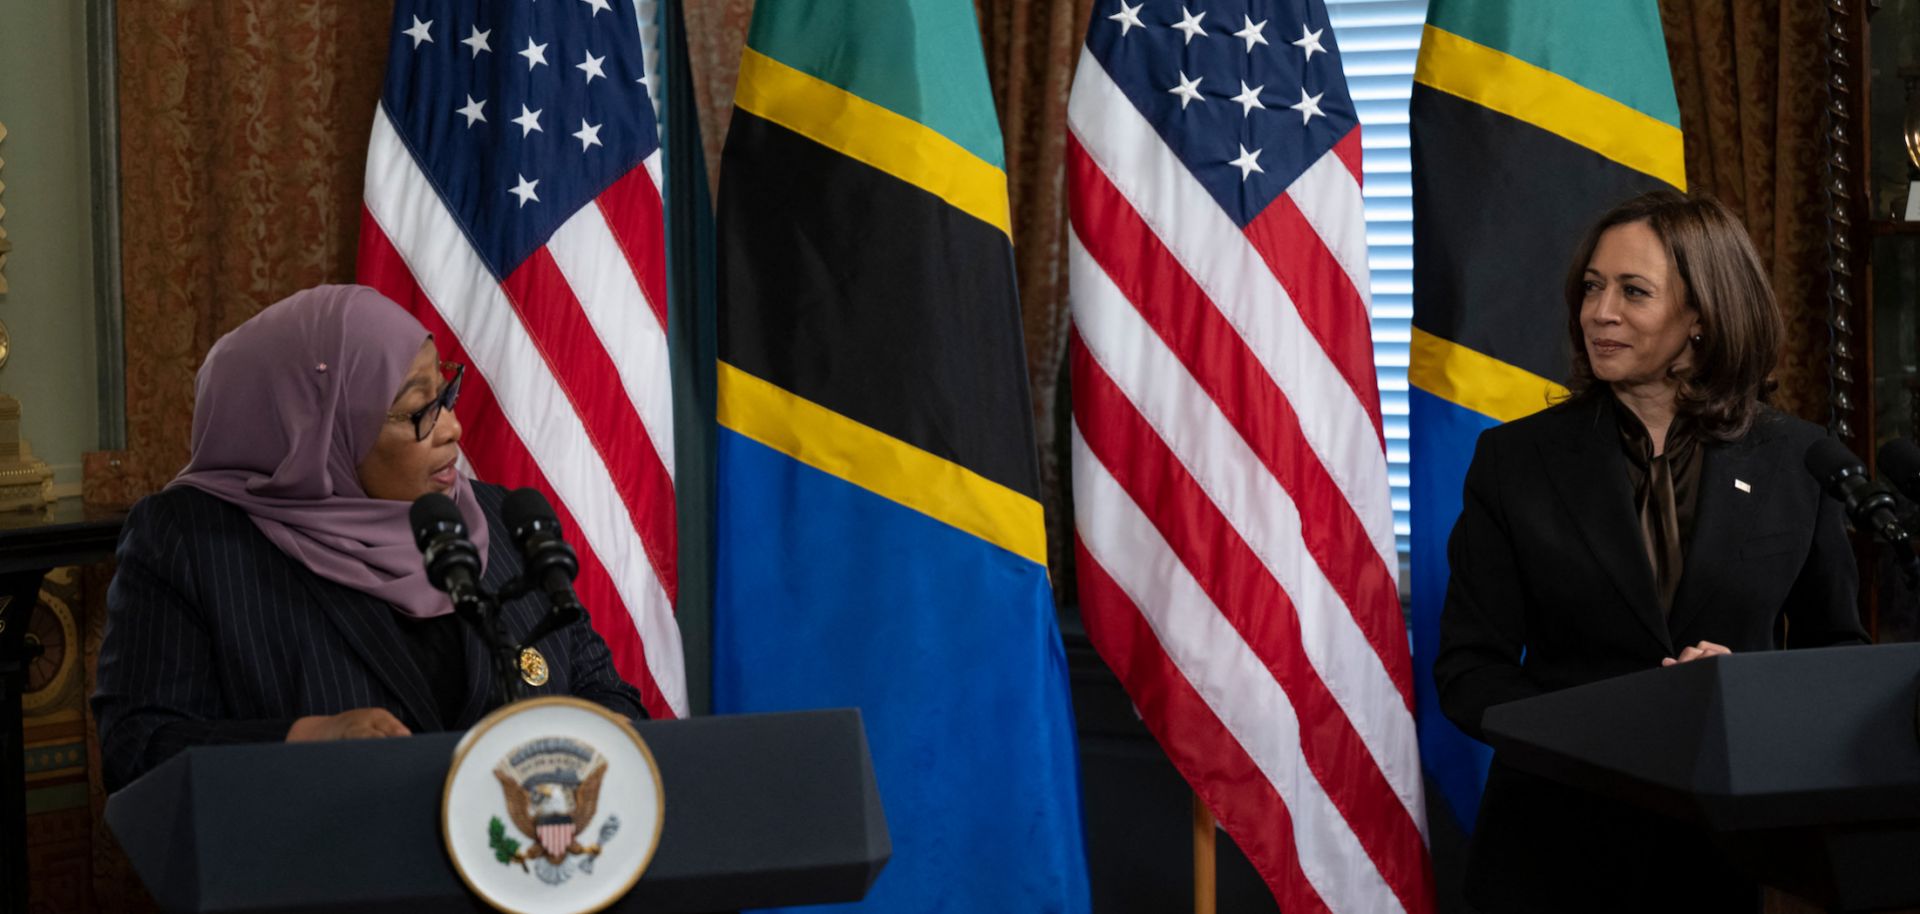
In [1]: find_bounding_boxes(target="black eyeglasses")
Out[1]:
[387,361,464,442]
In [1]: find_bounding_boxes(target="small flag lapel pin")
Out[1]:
[1734,479,1752,493]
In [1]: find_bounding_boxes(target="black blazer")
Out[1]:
[1434,391,1866,913]
[93,482,646,793]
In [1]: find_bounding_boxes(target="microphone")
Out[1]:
[409,493,487,611]
[502,488,584,646]
[1877,437,1920,504]
[1804,437,1912,547]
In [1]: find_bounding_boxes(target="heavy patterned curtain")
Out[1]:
[680,0,753,192]
[92,0,388,504]
[1659,0,1833,421]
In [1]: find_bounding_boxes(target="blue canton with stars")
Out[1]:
[382,0,660,280]
[1085,0,1354,228]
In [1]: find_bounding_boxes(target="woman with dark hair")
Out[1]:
[93,285,647,793]
[1434,191,1867,912]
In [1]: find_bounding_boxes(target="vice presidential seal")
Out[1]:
[444,697,663,914]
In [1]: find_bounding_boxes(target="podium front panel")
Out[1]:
[105,708,889,913]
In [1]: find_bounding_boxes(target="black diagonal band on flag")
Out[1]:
[718,110,1042,501]
[1410,84,1676,383]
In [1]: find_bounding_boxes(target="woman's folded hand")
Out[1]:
[1661,640,1732,667]
[287,707,412,742]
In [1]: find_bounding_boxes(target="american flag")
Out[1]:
[1066,0,1431,909]
[357,0,685,719]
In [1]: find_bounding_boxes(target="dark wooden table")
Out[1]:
[0,499,124,914]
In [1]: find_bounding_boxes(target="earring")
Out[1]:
[1690,334,1703,346]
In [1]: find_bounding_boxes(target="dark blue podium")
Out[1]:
[1484,643,1920,912]
[106,708,890,912]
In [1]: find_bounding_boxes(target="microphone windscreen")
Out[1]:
[502,487,558,542]
[1879,438,1920,491]
[1804,436,1864,484]
[409,492,465,550]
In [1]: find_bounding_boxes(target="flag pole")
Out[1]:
[1192,792,1216,914]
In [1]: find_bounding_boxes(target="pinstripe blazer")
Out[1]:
[93,482,647,792]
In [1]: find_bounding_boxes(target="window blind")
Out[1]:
[1326,0,1426,588]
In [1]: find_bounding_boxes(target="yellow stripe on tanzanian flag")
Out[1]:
[716,360,1046,566]
[1414,25,1686,191]
[1410,327,1568,424]
[733,48,1013,238]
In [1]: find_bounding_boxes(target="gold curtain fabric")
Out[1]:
[100,0,388,500]
[680,0,755,194]
[1660,0,1833,421]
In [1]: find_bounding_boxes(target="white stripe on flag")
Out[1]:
[1072,424,1405,914]
[1285,148,1375,311]
[1070,229,1424,825]
[547,200,676,479]
[1067,49,1395,566]
[364,106,689,716]
[642,147,663,194]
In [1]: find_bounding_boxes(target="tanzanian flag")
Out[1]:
[710,1,1092,911]
[1408,1,1684,834]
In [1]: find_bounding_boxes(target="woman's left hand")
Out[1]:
[1661,640,1732,666]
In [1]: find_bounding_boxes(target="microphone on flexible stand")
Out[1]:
[1805,437,1920,588]
[409,494,488,611]
[1806,437,1912,546]
[502,488,586,652]
[410,493,520,703]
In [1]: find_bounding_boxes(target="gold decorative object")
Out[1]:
[1905,68,1920,175]
[0,392,54,511]
[0,120,10,293]
[1905,68,1920,221]
[0,121,52,510]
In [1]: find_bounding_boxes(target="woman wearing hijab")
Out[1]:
[1433,191,1868,912]
[93,285,645,792]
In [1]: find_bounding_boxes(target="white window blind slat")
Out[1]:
[1327,0,1426,577]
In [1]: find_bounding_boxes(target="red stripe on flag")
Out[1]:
[1072,338,1432,912]
[1244,192,1383,444]
[595,163,670,333]
[499,248,678,602]
[1073,541,1333,914]
[1067,140,1411,704]
[1332,127,1364,187]
[358,209,677,720]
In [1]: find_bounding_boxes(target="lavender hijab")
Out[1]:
[170,285,488,618]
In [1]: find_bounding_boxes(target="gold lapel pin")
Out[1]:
[1734,479,1752,493]
[517,646,550,687]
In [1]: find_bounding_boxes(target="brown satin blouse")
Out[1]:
[1615,398,1702,617]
